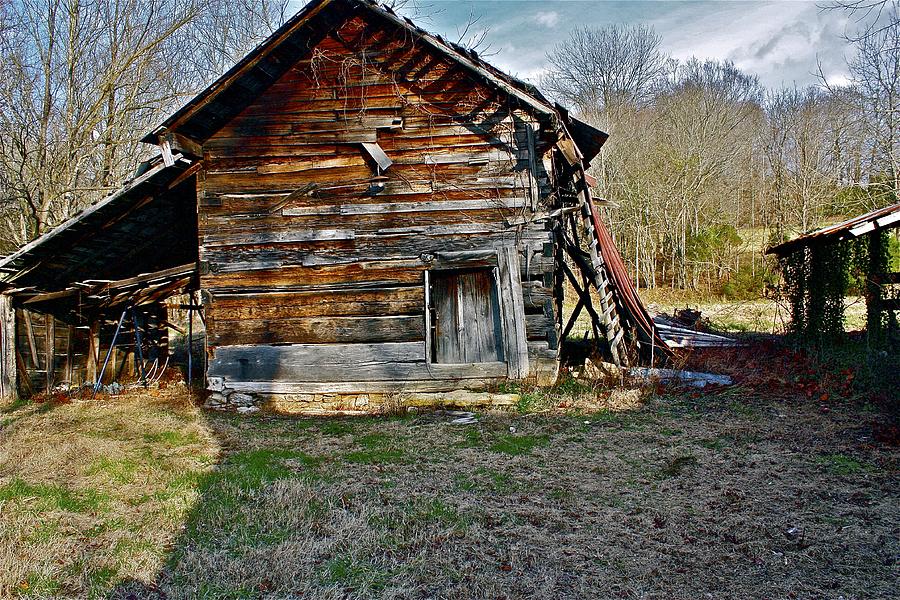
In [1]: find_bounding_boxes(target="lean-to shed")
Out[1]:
[0,0,667,411]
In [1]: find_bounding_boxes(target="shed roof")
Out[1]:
[0,156,199,299]
[767,202,900,257]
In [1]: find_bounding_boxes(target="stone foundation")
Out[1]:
[204,387,520,415]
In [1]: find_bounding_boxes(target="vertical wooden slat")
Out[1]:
[498,246,529,379]
[45,316,54,392]
[423,270,432,363]
[525,121,540,211]
[23,311,40,369]
[0,295,17,400]
[65,325,74,386]
[87,321,100,384]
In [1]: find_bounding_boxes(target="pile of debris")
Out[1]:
[654,308,745,349]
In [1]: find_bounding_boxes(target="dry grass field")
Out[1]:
[1,369,897,599]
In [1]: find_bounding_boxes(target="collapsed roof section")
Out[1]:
[0,156,200,319]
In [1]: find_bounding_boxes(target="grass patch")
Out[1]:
[87,457,139,484]
[1,397,30,414]
[728,401,758,419]
[659,427,684,437]
[16,572,61,597]
[697,437,728,450]
[224,448,320,489]
[475,466,515,493]
[416,497,470,528]
[816,453,875,475]
[320,555,392,593]
[319,420,355,436]
[454,466,516,494]
[456,427,482,448]
[143,430,201,447]
[344,433,404,464]
[489,433,549,456]
[2,384,897,599]
[0,478,107,513]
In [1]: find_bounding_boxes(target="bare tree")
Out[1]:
[846,6,900,201]
[541,24,665,129]
[0,0,291,252]
[823,0,899,42]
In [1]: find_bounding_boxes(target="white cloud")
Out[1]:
[533,11,559,28]
[649,2,849,88]
[824,72,852,88]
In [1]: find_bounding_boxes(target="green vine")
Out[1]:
[862,231,894,346]
[779,241,850,345]
[779,230,897,348]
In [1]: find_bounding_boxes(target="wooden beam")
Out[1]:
[561,296,585,342]
[497,246,529,379]
[160,132,203,159]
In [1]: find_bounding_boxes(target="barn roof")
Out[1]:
[767,202,900,257]
[141,0,606,159]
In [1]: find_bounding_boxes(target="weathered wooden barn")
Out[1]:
[0,0,667,411]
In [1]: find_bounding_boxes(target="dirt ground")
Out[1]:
[1,371,897,599]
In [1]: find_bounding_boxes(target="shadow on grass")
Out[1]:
[100,401,603,599]
[103,410,422,599]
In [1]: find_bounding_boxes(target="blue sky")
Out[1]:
[287,1,869,89]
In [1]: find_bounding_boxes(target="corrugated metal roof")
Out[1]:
[766,202,900,257]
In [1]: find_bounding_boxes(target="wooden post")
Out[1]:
[87,320,100,384]
[23,310,40,369]
[45,315,55,392]
[0,294,17,400]
[64,325,74,387]
[866,231,885,346]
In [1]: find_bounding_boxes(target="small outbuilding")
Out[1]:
[0,0,668,412]
[767,201,900,346]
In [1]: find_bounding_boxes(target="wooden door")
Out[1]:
[429,268,504,364]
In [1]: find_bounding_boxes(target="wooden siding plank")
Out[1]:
[225,377,503,394]
[208,342,505,383]
[207,315,424,346]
